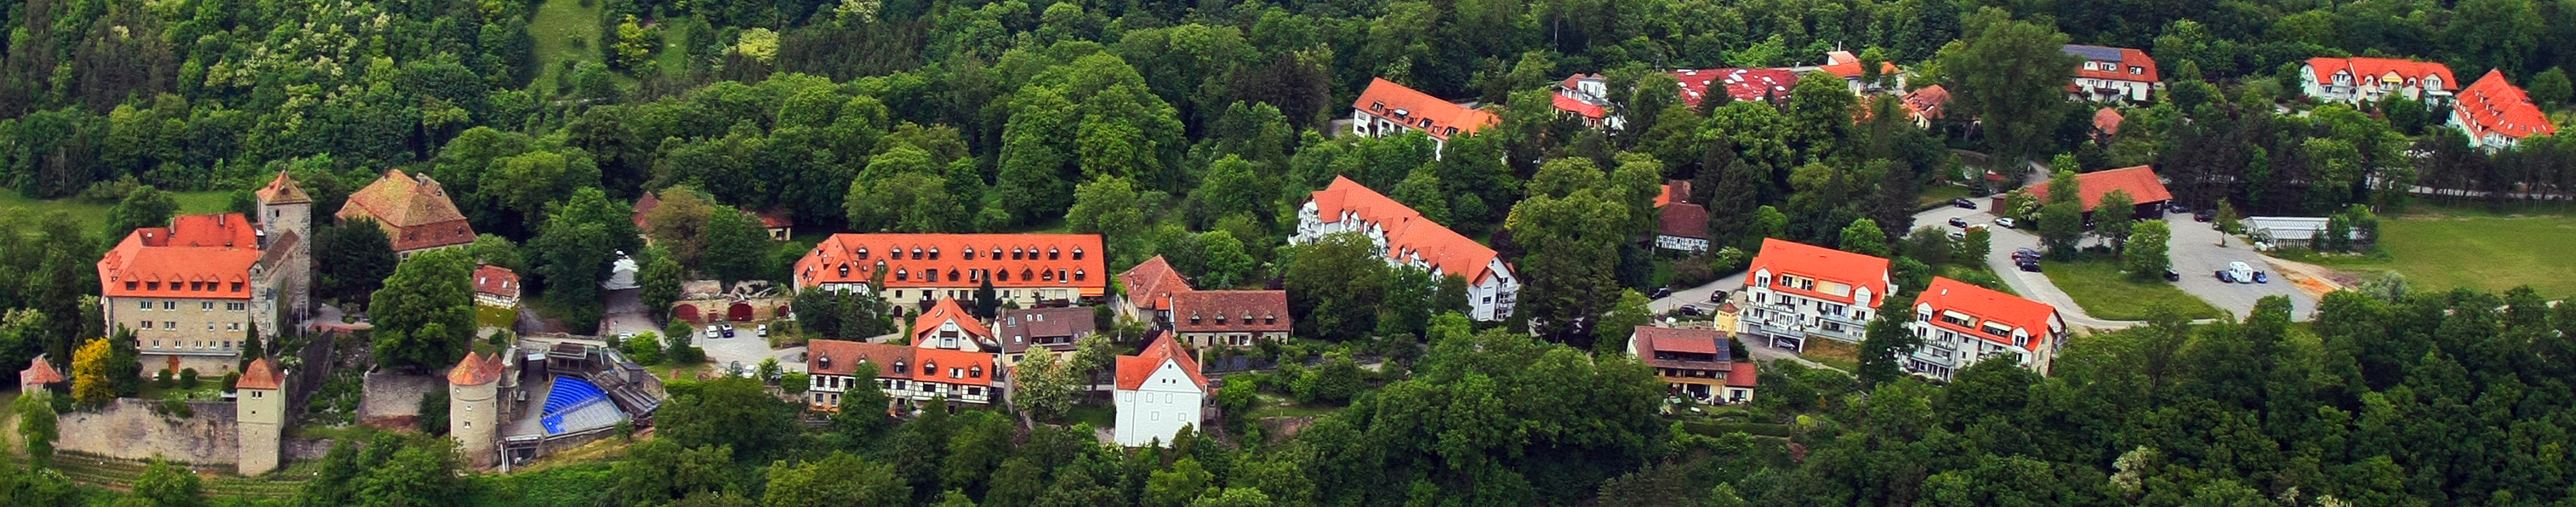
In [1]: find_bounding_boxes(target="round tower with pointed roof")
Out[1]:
[447,351,504,469]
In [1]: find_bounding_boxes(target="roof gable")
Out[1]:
[1354,78,1499,140]
[1918,277,2060,351]
[1742,238,1892,306]
[912,298,994,341]
[2457,69,2558,140]
[1115,333,1205,390]
[1309,177,1505,284]
[1117,255,1193,311]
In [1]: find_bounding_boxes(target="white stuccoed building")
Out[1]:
[1291,176,1519,321]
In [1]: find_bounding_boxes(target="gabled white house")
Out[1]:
[1902,277,2066,381]
[1736,238,1893,351]
[1113,333,1207,447]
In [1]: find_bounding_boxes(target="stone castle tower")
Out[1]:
[254,171,314,334]
[447,351,504,469]
[235,358,286,476]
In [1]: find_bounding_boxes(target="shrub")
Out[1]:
[153,369,173,389]
[179,368,200,390]
[220,372,241,392]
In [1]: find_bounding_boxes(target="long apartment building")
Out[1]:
[792,233,1108,311]
[1902,277,2067,381]
[1351,78,1499,158]
[1736,239,1891,351]
[1292,176,1518,321]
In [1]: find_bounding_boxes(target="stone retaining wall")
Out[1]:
[55,398,240,465]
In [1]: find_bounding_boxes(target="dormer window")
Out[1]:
[148,282,160,290]
[1041,270,1052,282]
[948,271,960,282]
[969,366,982,378]
[1048,248,1059,259]
[929,248,940,259]
[893,360,906,373]
[1022,269,1034,280]
[1264,315,1276,325]
[998,271,1010,282]
[126,282,138,291]
[1216,314,1228,325]
[1073,270,1086,282]
[989,248,1000,259]
[857,248,869,259]
[1012,248,1023,259]
[964,249,975,260]
[1071,248,1084,260]
[818,355,833,369]
[911,248,923,259]
[1190,314,1201,325]
[921,361,937,375]
[897,270,909,282]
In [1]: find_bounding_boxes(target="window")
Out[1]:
[949,271,960,282]
[229,322,240,331]
[140,300,153,310]
[164,301,177,310]
[911,248,924,259]
[929,248,940,259]
[857,248,869,259]
[228,303,246,311]
[1073,270,1085,282]
[964,249,975,260]
[1071,248,1084,260]
[141,322,155,329]
[202,302,215,310]
[924,269,937,282]
[165,321,178,330]
[897,270,909,282]
[231,282,242,292]
[1012,248,1023,259]
[1048,248,1059,259]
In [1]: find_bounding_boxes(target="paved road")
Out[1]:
[2161,212,2318,320]
[1647,271,1745,315]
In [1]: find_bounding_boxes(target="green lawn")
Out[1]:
[1065,404,1116,429]
[653,19,692,79]
[2302,212,2576,298]
[2040,258,2226,321]
[476,305,521,330]
[1917,185,1974,208]
[530,0,606,91]
[0,189,233,232]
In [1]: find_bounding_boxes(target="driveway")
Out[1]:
[600,289,658,337]
[695,325,807,375]
[2159,213,2318,320]
[1648,271,1745,315]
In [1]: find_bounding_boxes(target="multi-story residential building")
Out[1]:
[1736,239,1892,351]
[913,298,998,353]
[791,233,1108,312]
[2453,69,2558,151]
[1669,67,1800,107]
[1901,84,1950,128]
[1293,176,1519,321]
[1627,326,1757,405]
[473,265,521,308]
[339,169,476,259]
[2300,57,2458,105]
[2063,44,2161,102]
[994,306,1096,366]
[1902,277,2066,381]
[1351,77,1499,158]
[1113,333,1207,447]
[1551,73,1624,130]
[98,174,311,375]
[805,339,999,409]
[1655,185,1713,254]
[1170,290,1291,348]
[1114,255,1191,325]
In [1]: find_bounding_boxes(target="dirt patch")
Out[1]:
[1803,339,1861,365]
[2262,257,2354,301]
[361,415,419,431]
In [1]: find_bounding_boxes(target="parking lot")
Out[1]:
[1922,203,2316,322]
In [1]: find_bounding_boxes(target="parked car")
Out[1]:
[1948,230,1966,241]
[618,332,635,342]
[2166,202,2189,214]
[2227,262,2257,283]
[1951,198,1977,209]
[1947,217,1969,228]
[2016,260,2043,272]
[2251,271,2270,284]
[1650,287,1673,299]
[2163,269,2182,282]
[2194,210,2215,222]
[2216,271,2236,282]
[1708,290,1729,304]
[704,325,719,339]
[756,324,769,337]
[1995,217,2019,229]
[721,323,737,338]
[1677,305,1704,316]
[2014,248,2041,258]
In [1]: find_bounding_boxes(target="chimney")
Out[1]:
[255,229,269,248]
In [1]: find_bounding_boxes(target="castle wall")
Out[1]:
[54,398,241,465]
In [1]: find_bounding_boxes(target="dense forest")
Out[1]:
[8,0,2576,505]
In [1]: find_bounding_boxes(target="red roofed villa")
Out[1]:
[1113,333,1207,447]
[804,339,999,409]
[2453,69,2558,150]
[1170,290,1291,348]
[473,265,521,308]
[99,211,308,375]
[1351,77,1500,157]
[2063,44,2160,102]
[1903,277,2067,381]
[1115,255,1192,324]
[912,298,997,352]
[1294,176,1518,321]
[1669,67,1800,106]
[339,169,476,257]
[1738,238,1894,350]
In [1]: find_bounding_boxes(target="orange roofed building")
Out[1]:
[805,339,999,409]
[1737,239,1893,351]
[2002,165,2174,220]
[2300,56,2459,105]
[792,233,1108,312]
[100,173,314,375]
[1115,255,1192,324]
[1903,277,2066,381]
[1293,176,1519,321]
[1627,326,1756,405]
[1816,50,1905,94]
[2063,44,2160,102]
[338,169,476,258]
[912,298,997,352]
[1351,77,1500,158]
[2453,70,2558,151]
[1112,333,1207,447]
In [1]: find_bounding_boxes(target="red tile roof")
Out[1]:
[20,354,65,386]
[1353,77,1498,140]
[237,357,284,390]
[996,306,1097,354]
[1918,277,2060,351]
[2064,44,2159,83]
[1656,180,1691,208]
[1171,290,1291,333]
[472,265,520,299]
[1819,50,1901,80]
[338,169,476,252]
[754,209,792,229]
[1902,85,1950,121]
[1632,327,1725,356]
[1669,68,1799,106]
[1308,176,1507,285]
[1552,93,1610,119]
[1725,360,1757,388]
[254,172,311,205]
[1743,238,1892,307]
[2093,107,2124,135]
[1114,333,1205,391]
[806,339,909,378]
[447,350,504,385]
[1117,255,1192,311]
[910,347,996,386]
[2305,57,2459,92]
[2021,165,2174,212]
[98,214,265,299]
[794,233,1109,296]
[630,191,661,230]
[2456,69,2558,141]
[1657,203,1709,240]
[911,298,993,343]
